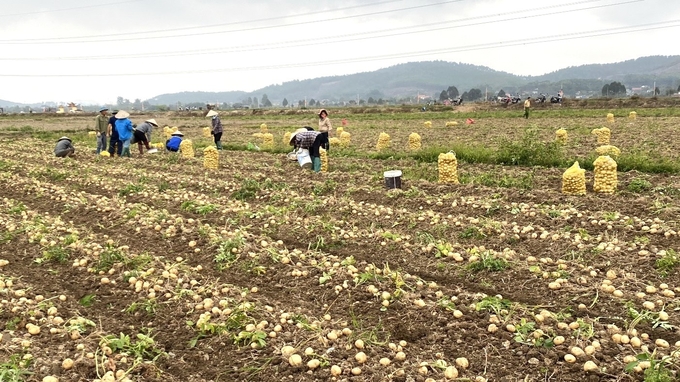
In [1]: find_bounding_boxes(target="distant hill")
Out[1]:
[143,55,680,105]
[0,99,26,108]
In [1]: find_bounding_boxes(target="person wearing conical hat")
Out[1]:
[54,136,76,158]
[133,118,157,155]
[206,110,223,149]
[114,110,134,157]
[94,107,109,154]
[165,130,184,152]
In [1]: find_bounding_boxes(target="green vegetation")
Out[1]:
[0,354,33,382]
[655,249,679,277]
[215,235,245,270]
[467,251,509,272]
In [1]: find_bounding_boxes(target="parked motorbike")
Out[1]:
[550,95,562,104]
[535,94,547,103]
[452,97,463,106]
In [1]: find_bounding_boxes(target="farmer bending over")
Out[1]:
[54,136,76,158]
[133,118,157,155]
[289,128,323,173]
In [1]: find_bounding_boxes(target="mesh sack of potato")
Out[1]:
[252,132,264,139]
[100,151,110,157]
[376,132,391,151]
[423,121,432,128]
[283,131,291,145]
[164,126,178,139]
[595,145,621,158]
[408,133,422,151]
[340,131,351,148]
[152,142,165,149]
[555,129,568,144]
[260,123,268,133]
[88,131,97,137]
[319,148,329,173]
[606,113,615,123]
[445,121,458,127]
[438,152,459,184]
[203,146,219,169]
[261,133,274,150]
[329,137,340,147]
[202,127,211,138]
[629,111,637,120]
[179,139,194,158]
[561,161,586,195]
[591,127,611,145]
[336,127,344,135]
[593,155,617,193]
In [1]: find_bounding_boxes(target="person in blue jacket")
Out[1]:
[114,110,134,157]
[165,130,184,152]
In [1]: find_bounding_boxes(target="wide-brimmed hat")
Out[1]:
[99,107,109,112]
[116,110,130,119]
[171,130,184,136]
[318,109,327,117]
[57,136,71,142]
[206,110,219,117]
[288,127,309,142]
[145,119,158,126]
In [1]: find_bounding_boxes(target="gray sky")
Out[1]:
[1,0,679,104]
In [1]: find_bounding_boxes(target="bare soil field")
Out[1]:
[0,105,679,382]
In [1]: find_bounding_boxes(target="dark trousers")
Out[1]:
[319,131,329,151]
[308,134,324,158]
[108,131,122,156]
[214,132,222,144]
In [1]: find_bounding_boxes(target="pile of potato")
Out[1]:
[203,146,219,169]
[408,133,422,151]
[555,129,567,144]
[319,148,328,172]
[593,155,618,193]
[179,139,194,158]
[340,132,351,148]
[561,161,586,195]
[591,127,611,145]
[438,152,459,184]
[376,132,391,151]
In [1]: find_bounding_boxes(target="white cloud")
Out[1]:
[1,0,678,103]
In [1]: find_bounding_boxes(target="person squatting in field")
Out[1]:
[107,110,123,157]
[318,109,332,151]
[114,110,134,157]
[54,136,76,158]
[206,110,223,149]
[290,128,324,173]
[94,107,109,154]
[132,118,157,155]
[165,130,184,152]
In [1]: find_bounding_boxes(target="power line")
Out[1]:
[0,0,145,18]
[0,0,405,41]
[0,0,465,44]
[1,20,677,77]
[0,0,637,60]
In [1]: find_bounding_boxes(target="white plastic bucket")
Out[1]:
[384,170,402,189]
[297,149,312,169]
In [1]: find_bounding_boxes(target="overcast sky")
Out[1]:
[1,0,679,104]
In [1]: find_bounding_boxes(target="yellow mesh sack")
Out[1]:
[438,152,459,184]
[561,161,586,195]
[376,132,391,151]
[593,155,617,193]
[203,146,219,169]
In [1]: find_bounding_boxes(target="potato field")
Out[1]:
[0,102,679,382]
